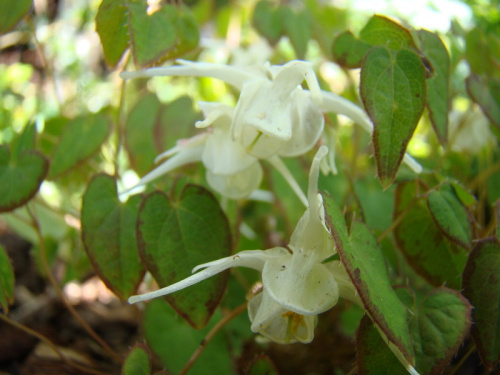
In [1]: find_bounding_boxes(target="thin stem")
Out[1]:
[178,302,248,375]
[26,205,122,363]
[114,51,131,179]
[377,194,422,243]
[0,313,109,375]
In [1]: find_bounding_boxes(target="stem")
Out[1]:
[114,51,131,179]
[26,205,122,363]
[377,194,422,243]
[0,313,109,375]
[178,302,248,375]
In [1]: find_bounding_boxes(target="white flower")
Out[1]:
[128,146,359,343]
[121,59,422,173]
[448,108,495,154]
[122,102,263,200]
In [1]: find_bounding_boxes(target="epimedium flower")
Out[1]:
[122,102,263,200]
[128,146,360,344]
[121,59,422,173]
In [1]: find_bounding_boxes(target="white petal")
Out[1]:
[267,156,308,207]
[154,133,209,163]
[262,255,339,315]
[121,60,259,90]
[206,161,263,199]
[120,145,204,195]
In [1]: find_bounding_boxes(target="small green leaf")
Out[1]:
[466,74,500,128]
[282,7,312,59]
[0,145,48,212]
[143,299,233,374]
[357,315,409,375]
[332,31,372,68]
[394,181,468,289]
[427,183,472,249]
[0,244,15,313]
[0,0,32,34]
[418,30,450,144]
[411,287,471,374]
[122,343,151,375]
[128,1,178,67]
[462,238,500,370]
[450,181,476,208]
[81,174,145,300]
[252,0,283,45]
[48,114,110,179]
[95,0,129,67]
[360,47,426,187]
[359,16,417,51]
[245,354,279,375]
[137,184,231,329]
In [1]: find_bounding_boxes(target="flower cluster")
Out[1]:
[121,59,421,201]
[128,146,360,343]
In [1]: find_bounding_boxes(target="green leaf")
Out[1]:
[394,181,468,289]
[359,15,418,51]
[427,183,472,249]
[465,28,500,76]
[361,46,426,187]
[143,299,233,374]
[252,0,283,45]
[332,31,372,68]
[81,174,145,300]
[411,287,471,374]
[128,1,178,67]
[245,355,279,375]
[161,5,200,61]
[347,221,414,366]
[0,0,32,34]
[418,30,450,144]
[450,181,476,208]
[95,0,129,67]
[466,74,500,128]
[0,244,15,313]
[0,145,48,212]
[282,7,312,59]
[125,94,201,176]
[11,122,36,159]
[357,316,409,375]
[357,287,472,375]
[122,343,151,375]
[462,238,500,370]
[137,184,231,328]
[323,193,414,368]
[48,114,110,179]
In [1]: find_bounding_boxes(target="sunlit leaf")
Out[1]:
[332,31,371,69]
[0,0,32,34]
[81,174,145,300]
[427,183,472,249]
[394,181,468,289]
[137,184,231,328]
[48,114,110,179]
[359,15,417,51]
[462,238,500,370]
[0,244,15,313]
[282,7,312,59]
[0,145,48,212]
[96,0,129,67]
[418,30,450,144]
[252,0,283,45]
[360,47,426,187]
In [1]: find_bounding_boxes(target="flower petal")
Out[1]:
[205,161,263,199]
[262,255,339,315]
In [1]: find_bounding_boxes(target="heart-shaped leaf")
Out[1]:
[81,174,145,300]
[282,7,312,59]
[357,287,471,375]
[323,193,415,371]
[359,15,417,51]
[137,184,231,329]
[48,114,110,179]
[95,0,129,67]
[332,31,371,69]
[128,1,178,67]
[122,343,151,375]
[0,244,15,314]
[462,238,500,370]
[394,181,468,289]
[360,46,426,187]
[0,145,48,212]
[427,182,472,249]
[418,30,450,144]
